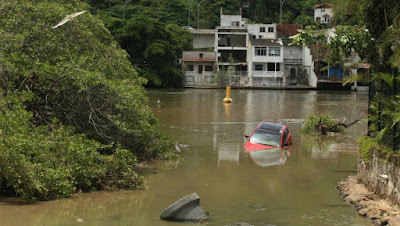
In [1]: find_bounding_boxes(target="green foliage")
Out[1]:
[0,0,174,160]
[103,11,193,87]
[0,0,177,202]
[357,136,379,162]
[301,113,344,134]
[0,92,145,202]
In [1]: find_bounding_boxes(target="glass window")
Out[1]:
[199,53,203,58]
[260,27,266,32]
[187,65,194,71]
[268,47,281,56]
[250,129,281,147]
[255,64,263,71]
[255,47,267,56]
[276,63,281,71]
[205,65,213,71]
[267,63,275,71]
[268,27,274,33]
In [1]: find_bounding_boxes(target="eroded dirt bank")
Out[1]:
[337,175,400,225]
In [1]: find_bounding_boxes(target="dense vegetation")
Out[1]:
[0,0,174,202]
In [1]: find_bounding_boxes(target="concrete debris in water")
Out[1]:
[160,193,208,222]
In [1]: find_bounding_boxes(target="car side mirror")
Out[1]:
[244,135,249,139]
[284,143,289,146]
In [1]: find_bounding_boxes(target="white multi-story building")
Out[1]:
[182,9,317,88]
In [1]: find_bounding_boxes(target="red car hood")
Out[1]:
[244,141,279,152]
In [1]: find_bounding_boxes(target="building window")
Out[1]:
[267,63,275,71]
[205,65,213,71]
[267,63,281,71]
[255,47,267,56]
[199,53,203,58]
[321,9,325,12]
[231,21,240,27]
[259,35,262,39]
[187,65,194,71]
[260,27,266,32]
[268,47,281,56]
[255,64,263,71]
[268,27,274,33]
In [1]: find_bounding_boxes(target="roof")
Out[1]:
[314,3,333,9]
[190,29,215,35]
[277,24,303,36]
[323,13,331,17]
[250,39,282,46]
[258,122,284,133]
[358,64,371,69]
[182,58,216,62]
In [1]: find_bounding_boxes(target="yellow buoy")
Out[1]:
[223,86,233,103]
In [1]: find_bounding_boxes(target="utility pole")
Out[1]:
[279,0,285,24]
[197,0,206,29]
[188,0,191,27]
[123,0,131,19]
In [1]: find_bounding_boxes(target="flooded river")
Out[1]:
[0,89,371,225]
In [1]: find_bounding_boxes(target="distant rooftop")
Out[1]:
[314,3,333,9]
[277,24,303,36]
[250,39,282,46]
[190,29,215,35]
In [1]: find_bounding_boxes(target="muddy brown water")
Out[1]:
[0,89,371,225]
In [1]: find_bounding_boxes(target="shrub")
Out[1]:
[301,113,344,134]
[0,92,145,202]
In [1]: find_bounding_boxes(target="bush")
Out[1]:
[301,113,344,134]
[0,92,145,202]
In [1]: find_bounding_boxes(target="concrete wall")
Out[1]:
[220,15,245,27]
[302,46,317,87]
[193,33,215,49]
[358,151,400,205]
[247,24,277,39]
[284,45,302,60]
[183,51,216,60]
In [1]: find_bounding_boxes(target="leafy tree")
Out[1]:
[0,0,175,201]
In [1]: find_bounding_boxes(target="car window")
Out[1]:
[250,129,281,147]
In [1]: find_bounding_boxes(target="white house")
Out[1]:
[182,51,217,86]
[248,38,284,86]
[314,3,333,24]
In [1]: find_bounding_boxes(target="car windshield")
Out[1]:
[250,129,281,147]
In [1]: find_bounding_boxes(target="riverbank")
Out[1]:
[337,175,400,225]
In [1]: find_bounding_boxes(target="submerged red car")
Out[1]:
[244,121,292,152]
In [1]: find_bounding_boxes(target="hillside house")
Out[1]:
[314,3,333,24]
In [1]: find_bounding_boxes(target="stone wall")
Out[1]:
[358,151,400,205]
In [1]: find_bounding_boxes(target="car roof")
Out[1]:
[258,121,284,133]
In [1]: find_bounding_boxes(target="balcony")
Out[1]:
[252,71,283,78]
[284,59,302,65]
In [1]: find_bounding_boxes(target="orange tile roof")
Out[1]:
[277,24,303,35]
[314,3,333,9]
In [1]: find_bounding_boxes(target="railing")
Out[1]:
[252,71,283,77]
[284,59,302,65]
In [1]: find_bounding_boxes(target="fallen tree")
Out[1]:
[301,113,360,134]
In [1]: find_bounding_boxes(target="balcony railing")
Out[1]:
[252,71,283,78]
[284,59,302,65]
